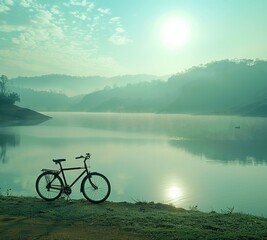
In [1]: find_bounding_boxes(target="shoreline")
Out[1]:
[0,104,51,127]
[0,195,267,239]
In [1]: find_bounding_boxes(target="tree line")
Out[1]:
[0,75,20,105]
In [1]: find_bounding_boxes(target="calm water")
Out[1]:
[1,112,267,216]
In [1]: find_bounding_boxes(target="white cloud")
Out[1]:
[93,16,99,21]
[108,25,130,45]
[97,8,110,15]
[35,10,64,38]
[0,23,27,32]
[51,5,61,15]
[20,0,33,8]
[79,14,87,20]
[87,2,94,11]
[70,11,87,21]
[0,3,9,12]
[109,34,131,45]
[69,0,87,6]
[0,0,132,77]
[5,0,14,6]
[12,32,36,46]
[11,9,64,47]
[106,13,131,46]
[32,9,53,24]
[109,17,120,23]
[115,27,125,33]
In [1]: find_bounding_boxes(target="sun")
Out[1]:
[161,17,190,48]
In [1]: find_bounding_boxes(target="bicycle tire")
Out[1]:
[81,172,111,203]
[36,172,63,201]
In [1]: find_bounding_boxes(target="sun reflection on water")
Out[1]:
[168,186,183,199]
[165,185,185,206]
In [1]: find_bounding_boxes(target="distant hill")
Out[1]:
[0,104,51,126]
[9,74,167,96]
[7,60,267,116]
[76,80,170,112]
[7,74,167,111]
[163,59,267,115]
[76,59,267,116]
[8,87,82,112]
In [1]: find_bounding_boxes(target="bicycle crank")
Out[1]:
[63,185,72,195]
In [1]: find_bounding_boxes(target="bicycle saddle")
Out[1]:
[53,159,66,164]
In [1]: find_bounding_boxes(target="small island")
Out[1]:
[0,75,50,126]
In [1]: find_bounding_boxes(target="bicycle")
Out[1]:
[35,153,111,203]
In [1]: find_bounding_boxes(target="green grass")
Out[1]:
[1,196,267,240]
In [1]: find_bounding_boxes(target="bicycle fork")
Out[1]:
[81,173,98,192]
[89,177,98,190]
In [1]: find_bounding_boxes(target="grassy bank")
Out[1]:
[0,196,267,240]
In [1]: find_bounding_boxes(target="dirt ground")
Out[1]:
[0,215,144,240]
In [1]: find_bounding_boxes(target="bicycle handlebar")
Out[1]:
[75,153,91,160]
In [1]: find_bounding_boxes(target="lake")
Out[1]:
[1,112,267,217]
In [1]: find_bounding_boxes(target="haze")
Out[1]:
[1,0,267,78]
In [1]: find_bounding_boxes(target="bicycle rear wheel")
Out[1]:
[81,172,111,203]
[36,172,63,201]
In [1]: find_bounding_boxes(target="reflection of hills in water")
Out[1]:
[42,113,267,165]
[170,139,267,165]
[0,132,19,163]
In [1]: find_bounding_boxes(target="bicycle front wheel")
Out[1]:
[36,172,63,201]
[81,172,111,203]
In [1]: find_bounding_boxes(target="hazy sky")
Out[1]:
[0,0,267,78]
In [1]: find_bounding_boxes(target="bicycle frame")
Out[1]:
[59,165,88,189]
[43,159,98,191]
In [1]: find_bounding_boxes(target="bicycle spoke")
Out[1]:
[81,173,111,203]
[36,172,63,201]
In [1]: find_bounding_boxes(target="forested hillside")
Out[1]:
[8,74,166,111]
[76,59,267,116]
[9,87,82,111]
[9,74,165,96]
[7,60,267,116]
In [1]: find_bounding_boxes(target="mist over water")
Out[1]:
[1,112,267,216]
